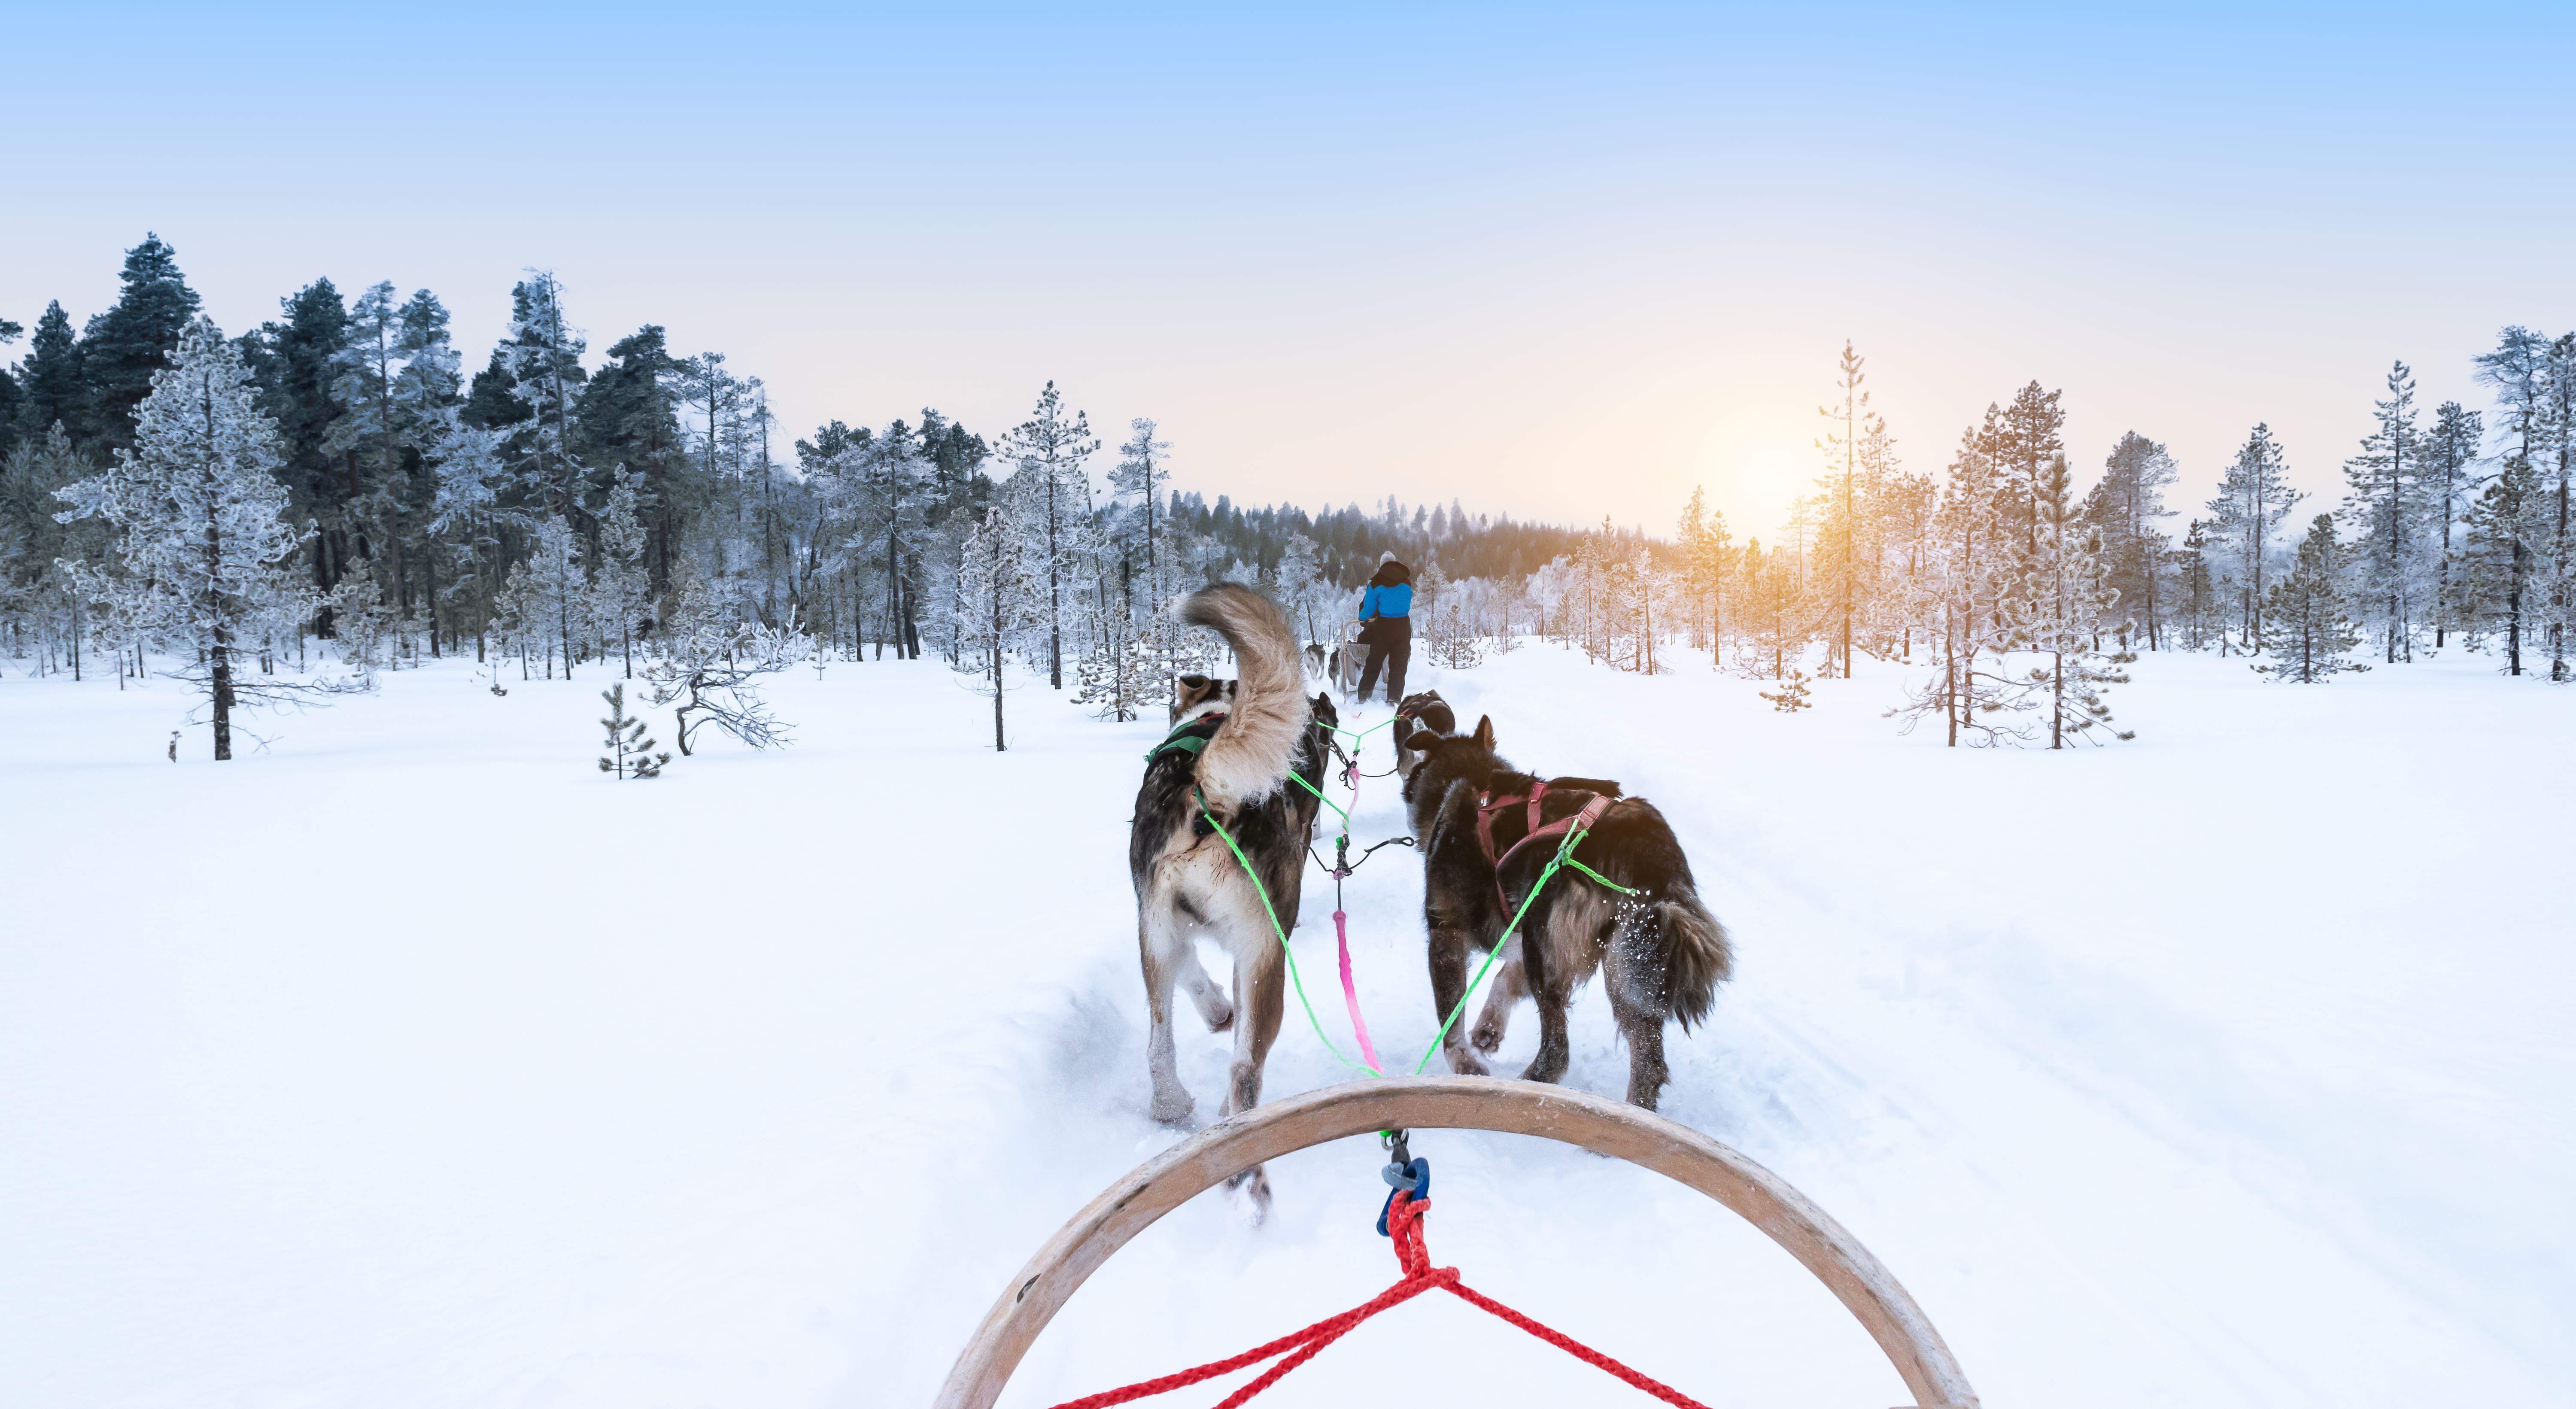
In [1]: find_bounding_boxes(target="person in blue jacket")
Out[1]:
[1355,558,1413,704]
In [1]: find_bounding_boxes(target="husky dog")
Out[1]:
[1398,715,1731,1109]
[1131,585,1336,1181]
[1390,689,1455,780]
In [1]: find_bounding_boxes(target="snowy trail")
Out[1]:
[3,649,2567,1408]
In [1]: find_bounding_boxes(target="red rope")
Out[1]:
[1042,1192,1711,1409]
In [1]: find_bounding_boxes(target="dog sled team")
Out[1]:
[1131,577,1733,1203]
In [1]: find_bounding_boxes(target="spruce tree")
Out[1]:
[240,279,351,607]
[0,315,21,457]
[77,234,203,452]
[13,302,85,446]
[2257,516,2367,683]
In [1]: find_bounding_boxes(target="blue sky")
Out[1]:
[6,2,2572,531]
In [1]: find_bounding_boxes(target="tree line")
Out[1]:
[0,235,1583,754]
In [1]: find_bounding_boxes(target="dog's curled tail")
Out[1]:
[1649,887,1733,1030]
[1179,583,1306,812]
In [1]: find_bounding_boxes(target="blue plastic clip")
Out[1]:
[1376,1156,1430,1236]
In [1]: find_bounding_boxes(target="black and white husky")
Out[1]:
[1398,714,1732,1109]
[1130,585,1336,1170]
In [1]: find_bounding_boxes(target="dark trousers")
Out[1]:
[1356,617,1411,702]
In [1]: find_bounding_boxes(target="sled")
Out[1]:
[933,1075,1980,1409]
[1333,617,1369,699]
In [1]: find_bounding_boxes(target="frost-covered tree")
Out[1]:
[954,492,1042,750]
[1110,417,1170,614]
[995,383,1097,689]
[2083,431,2177,650]
[2460,452,2546,675]
[52,319,326,758]
[2205,423,2300,653]
[2338,361,2423,663]
[498,514,584,679]
[592,468,652,677]
[499,272,586,513]
[2018,452,2132,746]
[644,563,809,753]
[2419,401,2484,648]
[2258,516,2366,683]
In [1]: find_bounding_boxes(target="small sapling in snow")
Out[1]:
[1760,668,1813,713]
[598,683,669,778]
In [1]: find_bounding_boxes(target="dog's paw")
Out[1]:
[1445,1047,1491,1078]
[1150,1087,1195,1125]
[1227,1165,1274,1224]
[1470,1014,1507,1053]
[1201,996,1236,1032]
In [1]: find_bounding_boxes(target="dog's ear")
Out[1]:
[1471,715,1496,751]
[1173,675,1216,717]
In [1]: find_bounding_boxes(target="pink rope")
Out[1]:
[1332,909,1382,1073]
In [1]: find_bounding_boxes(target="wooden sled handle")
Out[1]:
[932,1076,1979,1409]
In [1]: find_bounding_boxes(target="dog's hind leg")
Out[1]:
[1222,942,1285,1119]
[1469,941,1526,1054]
[1517,917,1575,1087]
[1139,908,1194,1124]
[1603,910,1672,1110]
[1426,911,1491,1077]
[1221,941,1285,1220]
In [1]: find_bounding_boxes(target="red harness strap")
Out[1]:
[1476,780,1613,911]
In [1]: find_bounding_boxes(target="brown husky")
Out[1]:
[1129,586,1335,1208]
[1398,715,1732,1109]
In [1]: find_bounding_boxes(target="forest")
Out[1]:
[4,235,2568,756]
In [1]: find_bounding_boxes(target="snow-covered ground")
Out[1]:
[2,643,2567,1408]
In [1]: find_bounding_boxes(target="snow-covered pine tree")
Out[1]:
[597,681,668,777]
[498,514,585,679]
[2257,515,2367,683]
[322,569,393,680]
[2419,401,2485,648]
[954,490,1042,750]
[1110,418,1170,619]
[2083,431,2178,651]
[2459,451,2546,674]
[2543,332,2576,682]
[52,319,338,758]
[2337,360,2424,664]
[592,468,651,677]
[499,272,586,514]
[326,282,426,655]
[996,383,1098,689]
[1274,532,1328,650]
[2205,423,2301,654]
[2020,453,2133,745]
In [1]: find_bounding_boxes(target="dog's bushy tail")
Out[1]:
[1180,584,1306,811]
[1646,886,1732,1029]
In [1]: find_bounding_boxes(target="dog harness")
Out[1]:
[1475,780,1613,911]
[1145,711,1227,766]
